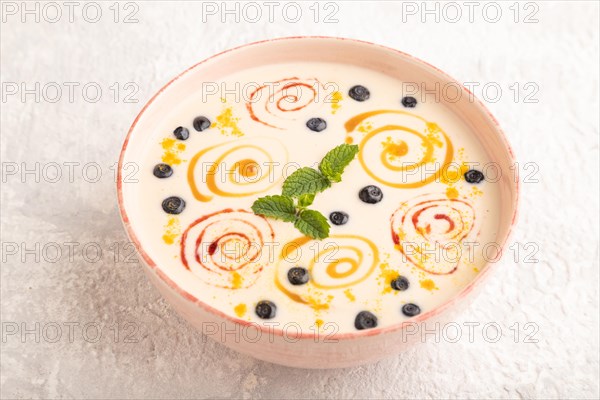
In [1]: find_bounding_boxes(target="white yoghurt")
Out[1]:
[129,62,502,333]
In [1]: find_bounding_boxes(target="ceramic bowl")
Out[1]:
[117,37,518,369]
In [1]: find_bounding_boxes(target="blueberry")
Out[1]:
[255,300,277,319]
[402,303,421,317]
[401,96,418,108]
[348,85,370,102]
[354,311,378,330]
[391,276,410,291]
[329,211,349,226]
[358,185,383,204]
[464,169,485,184]
[153,163,173,178]
[287,267,309,285]
[161,196,185,214]
[173,126,189,140]
[306,118,327,132]
[193,116,211,132]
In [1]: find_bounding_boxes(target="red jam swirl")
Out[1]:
[180,209,274,289]
[246,77,320,129]
[391,196,476,275]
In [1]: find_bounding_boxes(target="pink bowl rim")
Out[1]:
[117,36,519,341]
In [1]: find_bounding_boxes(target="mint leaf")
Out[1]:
[319,144,359,182]
[298,193,315,208]
[251,195,296,222]
[282,167,331,197]
[294,209,330,240]
[251,143,357,239]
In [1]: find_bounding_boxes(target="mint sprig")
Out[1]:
[251,143,359,239]
[294,209,330,239]
[282,167,331,197]
[320,143,360,182]
[297,193,315,208]
[251,195,296,222]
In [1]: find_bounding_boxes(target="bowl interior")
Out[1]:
[119,37,518,338]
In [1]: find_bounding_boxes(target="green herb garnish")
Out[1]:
[282,167,331,197]
[251,143,359,239]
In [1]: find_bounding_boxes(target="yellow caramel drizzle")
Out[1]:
[420,279,439,291]
[214,106,244,137]
[274,235,379,310]
[234,303,247,317]
[330,91,342,114]
[379,262,400,294]
[344,110,454,188]
[160,138,185,165]
[231,272,243,289]
[162,217,181,245]
[343,289,356,302]
[187,143,282,202]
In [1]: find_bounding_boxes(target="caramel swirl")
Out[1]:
[275,235,379,308]
[180,209,274,289]
[390,194,476,275]
[187,137,288,202]
[345,110,454,188]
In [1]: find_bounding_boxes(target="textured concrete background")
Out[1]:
[1,1,599,399]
